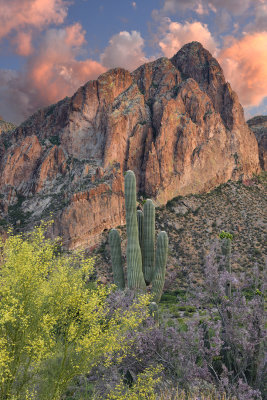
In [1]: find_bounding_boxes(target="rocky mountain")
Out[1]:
[247,115,267,171]
[0,42,260,249]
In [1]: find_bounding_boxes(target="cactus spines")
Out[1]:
[143,199,155,284]
[109,229,125,289]
[124,171,146,291]
[152,231,168,303]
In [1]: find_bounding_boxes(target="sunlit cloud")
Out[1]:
[158,19,218,58]
[0,24,106,123]
[100,30,149,71]
[11,31,34,56]
[219,31,267,107]
[0,0,69,40]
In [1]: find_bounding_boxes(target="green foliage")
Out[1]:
[0,223,150,400]
[109,171,168,303]
[106,365,162,400]
[49,135,61,146]
[219,231,233,240]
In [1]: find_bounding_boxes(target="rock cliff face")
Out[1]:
[0,42,260,248]
[247,115,267,171]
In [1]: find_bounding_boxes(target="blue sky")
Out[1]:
[0,0,266,123]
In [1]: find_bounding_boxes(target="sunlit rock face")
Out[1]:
[247,115,267,171]
[0,42,260,248]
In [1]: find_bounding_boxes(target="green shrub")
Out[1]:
[0,223,149,400]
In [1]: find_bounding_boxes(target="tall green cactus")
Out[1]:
[137,210,144,256]
[109,170,168,303]
[151,231,168,303]
[109,229,125,289]
[143,199,155,284]
[124,171,146,291]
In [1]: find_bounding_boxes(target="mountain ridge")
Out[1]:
[0,41,261,248]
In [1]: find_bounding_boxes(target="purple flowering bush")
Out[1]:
[90,238,266,399]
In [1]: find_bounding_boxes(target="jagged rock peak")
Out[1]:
[0,41,260,249]
[171,41,225,84]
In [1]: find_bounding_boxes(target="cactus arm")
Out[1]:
[151,231,168,303]
[137,210,143,250]
[109,229,125,289]
[125,171,146,290]
[143,199,155,284]
[137,209,144,262]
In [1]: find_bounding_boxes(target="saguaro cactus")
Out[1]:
[151,231,168,303]
[109,170,168,303]
[219,231,233,298]
[143,199,155,284]
[109,228,125,289]
[124,171,146,291]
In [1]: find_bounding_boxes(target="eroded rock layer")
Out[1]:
[0,42,260,248]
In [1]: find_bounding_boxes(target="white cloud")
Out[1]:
[100,30,149,71]
[158,20,218,58]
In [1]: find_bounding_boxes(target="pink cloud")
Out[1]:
[0,0,69,40]
[158,20,218,58]
[219,32,267,107]
[27,24,106,103]
[0,24,106,123]
[11,31,34,56]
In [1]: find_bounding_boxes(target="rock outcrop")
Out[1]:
[247,115,267,171]
[0,118,16,135]
[0,42,260,248]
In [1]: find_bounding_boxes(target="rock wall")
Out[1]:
[0,42,260,248]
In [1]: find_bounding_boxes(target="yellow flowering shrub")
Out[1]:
[106,365,163,400]
[0,223,150,400]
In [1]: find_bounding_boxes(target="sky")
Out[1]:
[0,0,267,124]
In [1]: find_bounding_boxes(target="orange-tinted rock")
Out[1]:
[37,145,66,192]
[1,135,42,189]
[52,171,125,249]
[0,42,260,248]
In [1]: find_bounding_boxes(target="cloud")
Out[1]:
[11,31,34,56]
[0,24,106,124]
[0,0,69,40]
[156,16,267,110]
[219,32,267,107]
[244,96,267,120]
[100,30,149,71]
[161,0,267,34]
[158,20,218,58]
[162,0,253,16]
